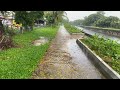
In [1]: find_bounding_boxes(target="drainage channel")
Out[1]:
[66,39,105,79]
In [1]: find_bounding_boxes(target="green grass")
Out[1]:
[81,35,120,74]
[0,26,58,79]
[64,23,82,34]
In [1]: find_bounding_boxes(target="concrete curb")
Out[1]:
[83,26,120,38]
[76,39,120,79]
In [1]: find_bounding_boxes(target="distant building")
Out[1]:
[34,19,46,27]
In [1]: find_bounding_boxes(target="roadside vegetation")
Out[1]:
[64,23,82,34]
[0,27,58,79]
[81,35,120,74]
[0,11,67,79]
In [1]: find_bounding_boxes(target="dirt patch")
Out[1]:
[32,37,48,46]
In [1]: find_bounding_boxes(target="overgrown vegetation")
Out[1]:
[81,35,120,74]
[0,11,65,50]
[64,23,82,34]
[0,27,58,79]
[14,11,44,31]
[70,19,84,26]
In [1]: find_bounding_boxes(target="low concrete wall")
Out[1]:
[83,26,120,38]
[76,39,120,79]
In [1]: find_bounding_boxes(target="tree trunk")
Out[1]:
[0,20,4,39]
[20,27,23,33]
[30,25,33,30]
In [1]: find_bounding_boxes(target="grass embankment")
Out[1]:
[0,26,58,79]
[81,35,120,74]
[84,26,120,31]
[64,24,82,34]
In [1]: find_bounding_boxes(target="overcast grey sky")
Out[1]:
[65,11,120,21]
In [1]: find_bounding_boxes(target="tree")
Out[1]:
[94,16,120,28]
[44,11,68,26]
[82,12,105,26]
[94,17,107,27]
[44,11,54,25]
[53,11,68,25]
[14,11,44,33]
[70,19,84,26]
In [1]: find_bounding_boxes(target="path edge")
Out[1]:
[76,39,120,79]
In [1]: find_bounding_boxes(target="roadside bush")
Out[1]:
[82,35,120,74]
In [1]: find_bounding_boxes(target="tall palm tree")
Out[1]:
[44,11,68,26]
[53,11,68,25]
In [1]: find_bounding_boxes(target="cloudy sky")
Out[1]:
[65,11,120,21]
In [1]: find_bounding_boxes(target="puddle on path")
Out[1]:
[32,37,48,46]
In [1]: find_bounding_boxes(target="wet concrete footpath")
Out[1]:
[32,26,105,79]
